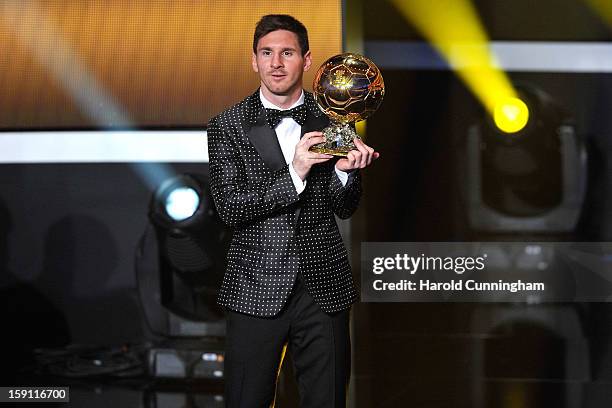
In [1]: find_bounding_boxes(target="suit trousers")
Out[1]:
[224,274,351,408]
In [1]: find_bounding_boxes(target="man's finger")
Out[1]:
[351,150,364,168]
[304,131,323,139]
[355,138,377,166]
[355,144,369,168]
[354,138,368,149]
[365,146,374,166]
[355,138,375,154]
[353,138,371,167]
[346,151,357,168]
[304,136,327,148]
[301,132,323,146]
[310,153,334,160]
[309,156,334,164]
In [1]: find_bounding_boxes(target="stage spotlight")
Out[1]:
[463,88,590,406]
[493,96,529,134]
[136,173,229,380]
[165,187,200,222]
[136,173,229,338]
[464,85,587,232]
[149,174,213,231]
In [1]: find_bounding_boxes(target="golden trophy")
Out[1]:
[310,53,385,156]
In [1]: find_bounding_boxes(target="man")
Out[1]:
[207,14,378,407]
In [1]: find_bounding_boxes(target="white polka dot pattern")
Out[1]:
[207,90,361,316]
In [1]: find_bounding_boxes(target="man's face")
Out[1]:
[252,29,311,98]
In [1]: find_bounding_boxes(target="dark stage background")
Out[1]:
[2,0,612,407]
[351,69,612,407]
[350,0,612,406]
[0,163,208,375]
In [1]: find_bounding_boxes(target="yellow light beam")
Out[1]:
[584,0,612,28]
[390,0,525,131]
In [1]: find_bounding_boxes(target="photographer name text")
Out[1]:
[372,279,545,292]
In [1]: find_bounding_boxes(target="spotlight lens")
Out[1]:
[165,187,200,221]
[494,97,529,134]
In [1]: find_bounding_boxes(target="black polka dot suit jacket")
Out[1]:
[207,89,361,317]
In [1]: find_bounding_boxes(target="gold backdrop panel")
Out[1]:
[0,1,342,129]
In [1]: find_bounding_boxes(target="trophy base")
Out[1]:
[309,122,360,157]
[309,146,352,157]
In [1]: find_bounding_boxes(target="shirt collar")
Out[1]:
[259,89,304,110]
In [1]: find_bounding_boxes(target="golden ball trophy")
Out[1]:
[310,53,385,156]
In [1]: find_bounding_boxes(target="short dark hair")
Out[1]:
[253,14,309,56]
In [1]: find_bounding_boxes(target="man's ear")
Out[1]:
[303,50,312,72]
[252,52,259,73]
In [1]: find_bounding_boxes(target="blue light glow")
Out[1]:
[165,187,200,221]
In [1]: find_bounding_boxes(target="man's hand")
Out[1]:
[292,131,334,180]
[335,138,380,172]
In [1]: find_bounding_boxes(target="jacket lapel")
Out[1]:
[244,92,286,172]
[301,112,329,138]
[295,94,330,227]
[301,92,329,138]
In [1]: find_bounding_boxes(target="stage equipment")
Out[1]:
[465,85,586,232]
[311,53,385,156]
[136,173,229,380]
[147,339,224,380]
[462,86,590,407]
[136,173,229,338]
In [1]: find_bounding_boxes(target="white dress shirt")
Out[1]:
[259,90,349,194]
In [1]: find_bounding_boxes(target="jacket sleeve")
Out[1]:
[328,167,362,219]
[207,117,300,228]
